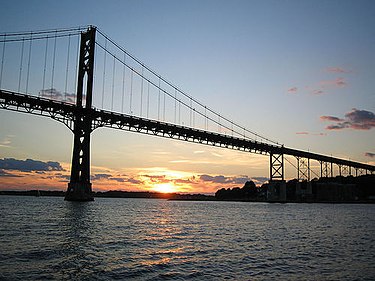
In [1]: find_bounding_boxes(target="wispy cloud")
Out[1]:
[39,88,77,103]
[319,77,347,88]
[0,135,14,148]
[0,169,23,177]
[91,173,144,185]
[169,159,190,163]
[321,108,375,130]
[91,173,112,181]
[312,89,325,95]
[287,87,298,94]
[288,66,351,96]
[198,174,266,185]
[326,67,352,74]
[251,177,269,185]
[295,131,326,136]
[320,116,344,122]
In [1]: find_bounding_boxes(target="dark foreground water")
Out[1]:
[0,196,375,280]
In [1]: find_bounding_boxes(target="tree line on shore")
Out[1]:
[215,174,375,202]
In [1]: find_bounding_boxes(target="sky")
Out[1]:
[0,0,374,194]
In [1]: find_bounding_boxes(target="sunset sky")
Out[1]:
[0,0,374,194]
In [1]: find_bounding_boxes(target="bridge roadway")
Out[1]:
[1,89,374,172]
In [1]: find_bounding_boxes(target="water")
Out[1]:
[0,196,374,280]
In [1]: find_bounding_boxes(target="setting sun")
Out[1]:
[152,183,176,193]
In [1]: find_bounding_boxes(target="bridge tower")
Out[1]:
[65,26,96,201]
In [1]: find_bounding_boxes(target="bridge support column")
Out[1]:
[65,26,96,202]
[297,157,310,181]
[355,168,365,177]
[320,161,333,178]
[268,152,286,202]
[338,164,350,177]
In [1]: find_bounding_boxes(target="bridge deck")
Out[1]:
[1,90,374,171]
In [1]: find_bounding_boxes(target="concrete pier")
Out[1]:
[267,180,286,202]
[65,182,94,201]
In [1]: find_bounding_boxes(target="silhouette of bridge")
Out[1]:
[0,26,373,201]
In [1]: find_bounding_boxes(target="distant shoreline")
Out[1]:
[0,190,215,201]
[1,190,374,204]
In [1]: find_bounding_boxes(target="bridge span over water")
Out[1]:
[0,26,373,201]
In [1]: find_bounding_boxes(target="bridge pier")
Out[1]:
[267,180,286,202]
[65,182,93,201]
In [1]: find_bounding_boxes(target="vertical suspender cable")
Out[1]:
[190,98,192,126]
[147,82,150,118]
[111,55,115,111]
[0,34,5,89]
[204,106,207,130]
[130,70,133,114]
[218,115,221,133]
[51,31,57,99]
[18,38,24,93]
[25,33,32,94]
[157,78,161,120]
[174,89,177,124]
[73,34,79,103]
[193,108,195,128]
[121,52,126,113]
[101,39,107,108]
[140,66,144,116]
[42,36,49,97]
[64,34,71,101]
[178,100,181,125]
[163,89,166,121]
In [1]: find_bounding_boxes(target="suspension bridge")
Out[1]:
[0,26,373,201]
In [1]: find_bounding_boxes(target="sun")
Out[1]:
[152,183,176,193]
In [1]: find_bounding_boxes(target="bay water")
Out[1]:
[1,196,374,280]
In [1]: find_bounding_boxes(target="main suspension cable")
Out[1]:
[95,40,274,145]
[96,28,280,146]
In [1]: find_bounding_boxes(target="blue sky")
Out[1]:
[0,0,374,193]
